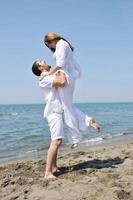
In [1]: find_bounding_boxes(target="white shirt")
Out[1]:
[53,39,81,79]
[39,75,63,117]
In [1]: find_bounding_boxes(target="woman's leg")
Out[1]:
[45,139,62,179]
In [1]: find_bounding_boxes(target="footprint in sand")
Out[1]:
[114,189,131,199]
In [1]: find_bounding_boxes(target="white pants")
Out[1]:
[47,113,64,141]
[47,107,91,143]
[47,112,81,143]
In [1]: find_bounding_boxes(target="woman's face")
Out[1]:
[46,40,57,49]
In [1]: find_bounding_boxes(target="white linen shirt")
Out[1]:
[53,39,81,79]
[39,75,63,117]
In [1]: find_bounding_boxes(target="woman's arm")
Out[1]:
[55,40,68,68]
[40,66,61,80]
[47,66,61,76]
[40,41,68,80]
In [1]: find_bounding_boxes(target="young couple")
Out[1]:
[32,32,100,179]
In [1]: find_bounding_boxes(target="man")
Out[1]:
[32,60,100,179]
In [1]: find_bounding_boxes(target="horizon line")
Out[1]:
[0,101,133,105]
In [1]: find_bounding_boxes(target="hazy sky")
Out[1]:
[0,0,133,104]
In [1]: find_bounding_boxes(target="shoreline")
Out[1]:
[0,138,133,200]
[0,134,133,166]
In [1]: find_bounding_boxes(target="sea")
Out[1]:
[0,103,133,164]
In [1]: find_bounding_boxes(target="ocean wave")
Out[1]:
[0,153,18,159]
[101,130,133,140]
[80,130,133,145]
[0,112,18,117]
[11,112,18,116]
[18,134,43,141]
[123,128,133,135]
[81,136,103,144]
[25,146,49,154]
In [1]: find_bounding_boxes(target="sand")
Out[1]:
[0,139,133,200]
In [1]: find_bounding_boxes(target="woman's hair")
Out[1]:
[32,61,41,76]
[44,32,74,52]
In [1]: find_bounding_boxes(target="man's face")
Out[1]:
[37,60,49,72]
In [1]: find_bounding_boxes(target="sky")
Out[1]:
[0,0,133,104]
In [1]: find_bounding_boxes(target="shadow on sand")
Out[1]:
[55,156,125,176]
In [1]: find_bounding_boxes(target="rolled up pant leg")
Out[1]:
[47,113,64,141]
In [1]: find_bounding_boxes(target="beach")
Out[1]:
[0,139,133,200]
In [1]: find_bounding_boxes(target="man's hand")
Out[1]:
[53,71,67,88]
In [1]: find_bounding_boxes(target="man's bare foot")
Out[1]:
[52,167,62,176]
[44,172,57,180]
[89,117,101,132]
[71,143,79,149]
[52,167,60,173]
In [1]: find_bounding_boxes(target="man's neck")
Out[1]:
[42,69,48,73]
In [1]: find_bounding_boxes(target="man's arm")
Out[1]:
[52,71,67,87]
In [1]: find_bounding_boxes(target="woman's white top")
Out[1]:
[53,39,81,79]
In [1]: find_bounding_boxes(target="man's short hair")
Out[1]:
[32,61,41,76]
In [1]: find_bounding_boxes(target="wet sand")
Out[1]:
[0,139,133,200]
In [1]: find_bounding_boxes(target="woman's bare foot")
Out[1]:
[89,117,101,132]
[71,143,79,149]
[44,172,57,180]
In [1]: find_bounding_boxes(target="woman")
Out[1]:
[43,32,81,79]
[42,32,81,110]
[43,32,100,147]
